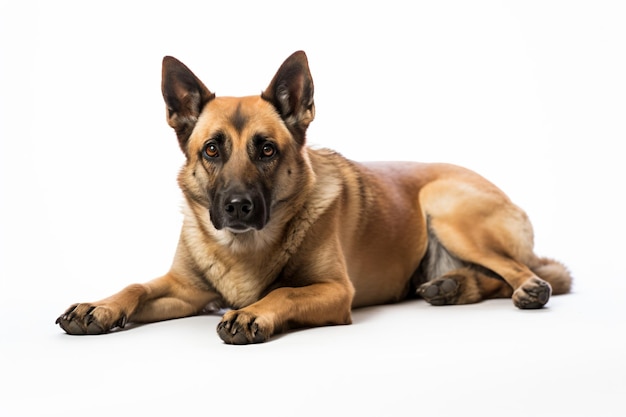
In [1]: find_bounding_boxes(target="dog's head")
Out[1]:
[161,51,316,239]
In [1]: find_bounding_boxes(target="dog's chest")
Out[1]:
[183,232,282,308]
[203,256,276,308]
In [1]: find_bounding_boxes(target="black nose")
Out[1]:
[224,195,254,221]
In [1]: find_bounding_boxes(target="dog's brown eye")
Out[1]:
[261,143,276,158]
[203,143,219,159]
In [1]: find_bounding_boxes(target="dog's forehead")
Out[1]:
[190,96,287,149]
[207,96,278,128]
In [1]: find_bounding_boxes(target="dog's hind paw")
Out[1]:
[513,277,552,309]
[418,278,460,306]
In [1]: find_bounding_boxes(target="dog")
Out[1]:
[56,51,572,344]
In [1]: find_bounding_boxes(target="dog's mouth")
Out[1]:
[211,213,268,234]
[224,224,257,234]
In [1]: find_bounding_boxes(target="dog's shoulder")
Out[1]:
[305,147,351,207]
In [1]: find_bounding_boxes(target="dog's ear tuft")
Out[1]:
[262,51,315,146]
[161,56,215,155]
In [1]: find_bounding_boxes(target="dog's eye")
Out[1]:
[261,143,276,159]
[203,143,220,159]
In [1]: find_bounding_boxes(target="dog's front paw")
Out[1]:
[216,310,270,344]
[56,303,127,335]
[513,277,552,309]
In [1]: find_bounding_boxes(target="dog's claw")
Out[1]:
[56,303,124,335]
[115,315,127,329]
[216,313,268,345]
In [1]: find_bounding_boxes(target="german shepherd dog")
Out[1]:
[57,51,572,344]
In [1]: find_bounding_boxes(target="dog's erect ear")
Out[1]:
[161,56,215,155]
[262,51,315,145]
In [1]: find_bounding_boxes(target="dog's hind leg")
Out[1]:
[418,267,513,305]
[415,228,514,305]
[417,176,571,309]
[416,225,553,309]
[419,216,557,309]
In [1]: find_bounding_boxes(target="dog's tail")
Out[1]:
[528,256,573,295]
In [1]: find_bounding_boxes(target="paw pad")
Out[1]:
[513,278,552,309]
[419,278,459,306]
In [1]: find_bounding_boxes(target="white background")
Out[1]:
[1,1,625,416]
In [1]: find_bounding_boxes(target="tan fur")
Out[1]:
[57,51,572,344]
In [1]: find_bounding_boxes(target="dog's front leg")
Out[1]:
[56,273,220,335]
[216,282,354,344]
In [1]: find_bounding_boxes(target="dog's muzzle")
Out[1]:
[211,189,269,233]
